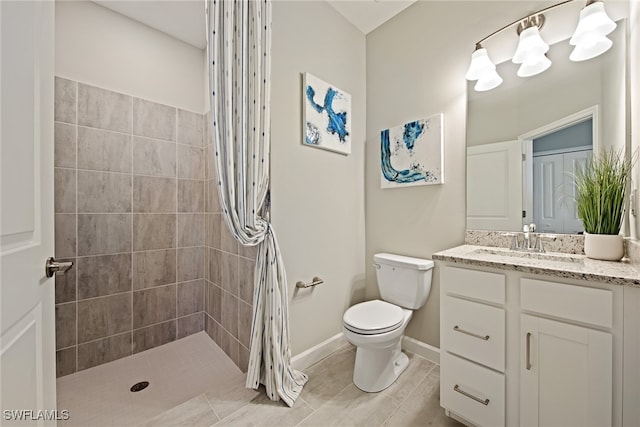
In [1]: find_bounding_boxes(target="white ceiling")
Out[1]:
[327,0,416,34]
[92,0,415,50]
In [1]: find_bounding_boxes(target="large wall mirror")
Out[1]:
[466,19,627,234]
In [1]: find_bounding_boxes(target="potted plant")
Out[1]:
[574,147,633,261]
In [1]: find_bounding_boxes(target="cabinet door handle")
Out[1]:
[526,332,532,370]
[453,325,490,341]
[453,384,490,406]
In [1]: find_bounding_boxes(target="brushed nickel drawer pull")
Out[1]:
[453,325,490,341]
[526,332,532,370]
[453,384,490,406]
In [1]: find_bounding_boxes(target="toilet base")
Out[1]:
[352,340,409,393]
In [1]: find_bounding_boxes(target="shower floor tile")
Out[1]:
[56,332,242,427]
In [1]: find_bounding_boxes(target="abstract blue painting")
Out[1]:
[303,73,351,155]
[380,114,444,188]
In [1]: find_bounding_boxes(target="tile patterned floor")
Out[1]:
[58,332,462,426]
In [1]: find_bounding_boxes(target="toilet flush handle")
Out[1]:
[373,263,381,269]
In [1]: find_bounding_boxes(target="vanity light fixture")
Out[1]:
[465,0,616,91]
[569,0,617,61]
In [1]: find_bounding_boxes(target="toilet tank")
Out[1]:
[374,253,434,309]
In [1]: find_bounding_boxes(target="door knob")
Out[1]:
[45,257,73,278]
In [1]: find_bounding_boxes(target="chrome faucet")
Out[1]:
[522,223,536,250]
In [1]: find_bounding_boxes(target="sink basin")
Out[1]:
[472,248,584,264]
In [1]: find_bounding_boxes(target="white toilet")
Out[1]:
[342,252,434,392]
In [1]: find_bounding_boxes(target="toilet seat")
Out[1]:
[343,300,404,335]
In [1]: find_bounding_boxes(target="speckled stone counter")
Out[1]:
[433,244,640,288]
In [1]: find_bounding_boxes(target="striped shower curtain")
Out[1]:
[206,0,307,407]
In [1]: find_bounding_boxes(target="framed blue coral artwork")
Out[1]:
[380,114,444,189]
[303,72,351,155]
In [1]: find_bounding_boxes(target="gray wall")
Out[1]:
[54,78,206,376]
[365,1,551,348]
[270,1,367,355]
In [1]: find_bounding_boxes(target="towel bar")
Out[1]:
[296,276,324,288]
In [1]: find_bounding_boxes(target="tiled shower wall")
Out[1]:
[203,112,256,372]
[53,77,207,377]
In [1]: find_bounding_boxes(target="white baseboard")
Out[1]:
[402,336,440,364]
[291,333,348,371]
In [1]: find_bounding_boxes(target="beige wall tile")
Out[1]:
[177,246,204,282]
[55,258,76,304]
[206,179,221,213]
[220,220,238,254]
[133,214,176,251]
[56,347,76,378]
[133,136,176,178]
[132,320,176,354]
[77,253,132,299]
[55,122,76,168]
[55,168,76,213]
[133,176,176,213]
[177,313,205,339]
[55,77,76,124]
[207,282,222,323]
[177,145,204,180]
[133,98,176,142]
[77,127,132,173]
[132,249,176,290]
[177,279,204,317]
[209,249,222,286]
[77,293,132,343]
[238,344,249,373]
[238,301,252,348]
[238,257,254,304]
[177,213,205,247]
[177,109,204,146]
[77,214,132,256]
[221,291,238,337]
[77,171,131,213]
[78,83,131,133]
[77,333,131,371]
[55,214,76,258]
[132,284,176,328]
[178,179,204,213]
[220,252,239,296]
[55,303,76,349]
[206,214,222,249]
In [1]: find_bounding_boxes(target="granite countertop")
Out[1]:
[432,244,640,287]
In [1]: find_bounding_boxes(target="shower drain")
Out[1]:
[130,381,149,392]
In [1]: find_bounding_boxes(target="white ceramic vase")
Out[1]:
[584,233,624,261]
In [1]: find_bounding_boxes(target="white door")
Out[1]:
[533,150,590,233]
[1,1,57,425]
[467,140,523,231]
[520,314,612,427]
[533,154,564,233]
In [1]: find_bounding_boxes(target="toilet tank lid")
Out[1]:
[374,253,434,270]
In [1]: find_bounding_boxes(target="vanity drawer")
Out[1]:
[521,278,613,328]
[442,296,505,372]
[442,266,505,304]
[441,351,505,427]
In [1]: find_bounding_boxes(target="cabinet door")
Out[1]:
[520,314,612,427]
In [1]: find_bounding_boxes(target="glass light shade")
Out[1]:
[465,48,496,81]
[570,34,613,61]
[570,1,616,46]
[512,26,549,64]
[517,54,552,77]
[474,69,503,92]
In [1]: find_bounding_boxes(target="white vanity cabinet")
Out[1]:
[520,278,613,427]
[440,266,506,427]
[439,264,625,427]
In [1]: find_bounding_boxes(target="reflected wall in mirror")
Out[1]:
[466,21,627,234]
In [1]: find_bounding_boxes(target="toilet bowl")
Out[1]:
[342,253,434,393]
